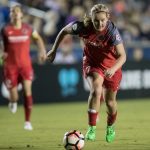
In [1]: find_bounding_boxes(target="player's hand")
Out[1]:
[0,53,8,66]
[104,68,116,78]
[1,52,8,60]
[46,50,56,63]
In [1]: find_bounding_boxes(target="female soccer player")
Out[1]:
[47,4,126,142]
[0,5,47,130]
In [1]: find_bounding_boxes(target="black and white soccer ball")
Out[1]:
[63,130,85,150]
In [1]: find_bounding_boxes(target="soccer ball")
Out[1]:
[63,130,85,150]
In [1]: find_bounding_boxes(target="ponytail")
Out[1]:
[83,14,92,27]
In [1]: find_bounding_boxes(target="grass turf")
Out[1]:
[0,99,150,150]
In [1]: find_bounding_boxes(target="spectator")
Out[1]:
[54,35,77,64]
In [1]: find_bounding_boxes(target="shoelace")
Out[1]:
[107,127,113,134]
[87,128,94,134]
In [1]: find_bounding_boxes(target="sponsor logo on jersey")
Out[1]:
[83,38,103,47]
[8,35,29,43]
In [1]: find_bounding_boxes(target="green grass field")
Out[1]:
[0,99,150,150]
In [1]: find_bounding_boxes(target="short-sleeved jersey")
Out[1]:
[71,21,123,70]
[1,23,33,67]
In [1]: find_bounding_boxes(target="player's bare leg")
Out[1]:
[85,72,104,141]
[23,80,33,131]
[104,88,117,143]
[97,89,105,123]
[8,86,19,113]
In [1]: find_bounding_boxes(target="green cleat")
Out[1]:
[85,126,96,141]
[106,125,115,143]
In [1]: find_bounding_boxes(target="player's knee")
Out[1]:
[106,99,116,108]
[90,88,101,99]
[24,91,32,97]
[10,94,19,101]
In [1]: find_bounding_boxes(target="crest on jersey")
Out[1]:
[116,34,121,41]
[22,28,28,35]
[72,24,78,31]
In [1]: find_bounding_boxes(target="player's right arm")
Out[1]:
[47,21,84,62]
[46,23,73,62]
[0,27,8,65]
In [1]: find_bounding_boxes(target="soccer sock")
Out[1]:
[88,109,98,126]
[107,111,117,126]
[24,95,33,122]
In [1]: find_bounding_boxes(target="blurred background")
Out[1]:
[0,0,150,104]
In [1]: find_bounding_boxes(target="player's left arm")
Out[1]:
[112,43,126,71]
[105,43,126,78]
[32,30,47,63]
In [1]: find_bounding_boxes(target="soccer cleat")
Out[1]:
[8,102,17,114]
[24,122,33,131]
[85,126,96,141]
[106,125,115,143]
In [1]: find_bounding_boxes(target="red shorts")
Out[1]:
[3,65,34,89]
[83,65,122,91]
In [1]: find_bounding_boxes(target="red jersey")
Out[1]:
[1,23,33,67]
[71,21,123,71]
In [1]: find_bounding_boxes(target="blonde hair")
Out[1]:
[83,14,92,27]
[83,4,109,27]
[91,4,109,15]
[10,4,23,13]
